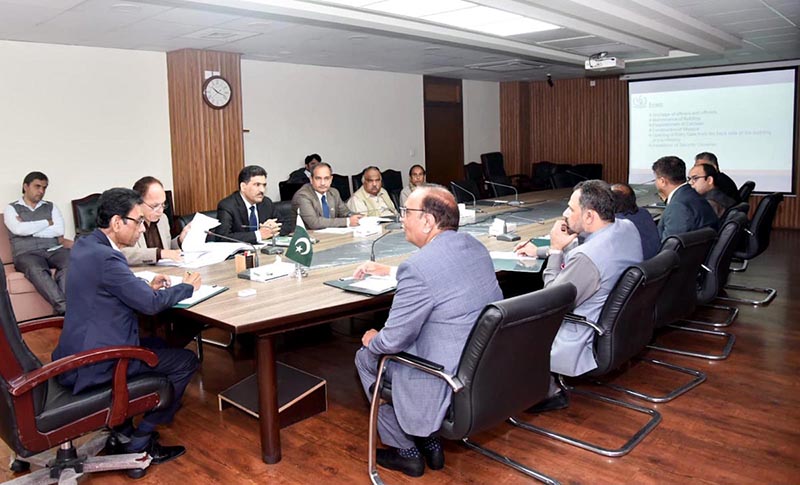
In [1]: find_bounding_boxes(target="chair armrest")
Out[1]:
[18,316,65,333]
[380,352,464,393]
[563,313,604,336]
[8,346,158,397]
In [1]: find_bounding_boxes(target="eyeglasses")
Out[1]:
[145,202,167,211]
[399,207,426,218]
[122,216,146,227]
[687,175,708,185]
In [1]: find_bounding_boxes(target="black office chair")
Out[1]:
[648,228,735,360]
[351,168,367,193]
[279,181,305,202]
[721,193,783,305]
[719,201,749,223]
[367,284,576,485]
[571,163,603,181]
[0,264,174,481]
[486,175,517,197]
[480,152,532,192]
[511,251,704,457]
[463,162,488,199]
[738,180,756,201]
[549,172,575,189]
[331,173,351,201]
[449,180,481,205]
[175,209,217,235]
[71,193,101,237]
[164,189,176,238]
[380,169,403,209]
[530,161,561,190]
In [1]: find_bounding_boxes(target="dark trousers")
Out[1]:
[136,338,199,429]
[14,247,69,314]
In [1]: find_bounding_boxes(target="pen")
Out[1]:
[338,276,355,281]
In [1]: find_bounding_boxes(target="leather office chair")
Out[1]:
[164,189,175,237]
[449,180,481,205]
[351,168,367,193]
[279,181,305,202]
[530,161,561,190]
[486,175,517,197]
[738,180,755,202]
[367,284,576,485]
[549,171,575,189]
[174,210,217,235]
[71,193,101,238]
[331,173,351,201]
[0,215,54,322]
[480,152,532,192]
[511,251,704,457]
[571,163,603,181]
[647,228,735,360]
[720,201,749,222]
[380,169,403,207]
[463,162,488,199]
[721,193,783,305]
[0,263,174,481]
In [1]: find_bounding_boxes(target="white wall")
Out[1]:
[241,60,424,199]
[0,40,172,239]
[463,80,501,164]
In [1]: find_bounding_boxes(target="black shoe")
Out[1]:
[376,448,425,478]
[414,437,444,471]
[525,392,570,414]
[105,431,159,455]
[126,436,185,465]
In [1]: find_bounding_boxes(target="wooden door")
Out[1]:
[423,76,464,186]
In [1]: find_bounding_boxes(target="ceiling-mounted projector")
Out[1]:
[585,56,625,71]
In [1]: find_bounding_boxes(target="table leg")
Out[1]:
[256,334,281,464]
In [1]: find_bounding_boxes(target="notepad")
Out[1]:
[133,271,228,308]
[350,275,397,293]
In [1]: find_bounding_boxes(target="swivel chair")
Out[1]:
[367,284,576,485]
[70,193,101,238]
[738,181,755,202]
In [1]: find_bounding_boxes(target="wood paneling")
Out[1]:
[501,75,800,229]
[423,76,464,186]
[167,49,244,215]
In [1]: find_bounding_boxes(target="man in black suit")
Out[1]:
[653,156,718,240]
[213,165,281,243]
[287,153,321,184]
[694,152,740,202]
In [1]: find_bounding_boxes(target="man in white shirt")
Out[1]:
[3,171,72,314]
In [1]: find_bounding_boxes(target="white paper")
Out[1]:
[315,227,354,234]
[489,251,538,262]
[359,216,393,226]
[134,271,221,305]
[181,212,221,252]
[350,275,397,292]
[248,258,296,282]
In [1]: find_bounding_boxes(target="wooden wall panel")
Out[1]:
[501,75,800,229]
[167,49,243,215]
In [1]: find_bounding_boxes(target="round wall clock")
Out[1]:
[202,75,232,109]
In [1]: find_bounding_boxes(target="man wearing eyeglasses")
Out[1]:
[3,171,72,315]
[53,188,202,465]
[652,155,718,240]
[121,176,189,265]
[688,163,737,218]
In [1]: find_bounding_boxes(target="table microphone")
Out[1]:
[565,170,588,181]
[370,230,393,262]
[485,180,524,206]
[450,182,483,212]
[205,230,260,267]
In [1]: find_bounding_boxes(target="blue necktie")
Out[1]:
[249,205,258,229]
[321,194,330,218]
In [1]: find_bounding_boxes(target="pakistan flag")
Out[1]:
[285,226,313,267]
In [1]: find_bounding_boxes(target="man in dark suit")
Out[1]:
[52,188,202,464]
[292,162,362,229]
[653,156,718,240]
[287,153,321,184]
[611,183,660,259]
[694,151,740,202]
[213,165,282,243]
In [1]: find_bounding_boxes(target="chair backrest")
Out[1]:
[439,283,576,440]
[655,227,717,327]
[71,193,102,236]
[176,210,217,234]
[486,175,515,197]
[0,215,13,265]
[736,192,783,260]
[530,161,559,189]
[331,173,351,201]
[572,163,603,181]
[0,264,46,451]
[738,181,756,201]
[273,201,296,235]
[464,162,488,199]
[720,201,749,222]
[550,171,575,189]
[279,181,305,202]
[480,152,506,178]
[381,169,403,193]
[450,180,481,204]
[351,169,367,192]
[696,212,747,304]
[590,250,679,376]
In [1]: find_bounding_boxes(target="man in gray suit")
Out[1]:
[291,162,361,229]
[353,185,502,477]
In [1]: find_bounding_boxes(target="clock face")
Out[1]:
[202,76,232,109]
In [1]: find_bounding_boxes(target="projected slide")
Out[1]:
[629,69,796,192]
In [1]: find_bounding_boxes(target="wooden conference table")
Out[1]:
[155,186,635,465]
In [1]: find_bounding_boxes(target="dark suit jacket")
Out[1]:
[52,230,193,394]
[213,192,278,243]
[616,208,660,260]
[658,184,719,240]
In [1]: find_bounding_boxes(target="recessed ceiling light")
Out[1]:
[247,21,272,27]
[348,34,369,40]
[424,46,443,51]
[368,0,472,17]
[111,3,141,13]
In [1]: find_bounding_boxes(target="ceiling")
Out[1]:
[0,0,797,81]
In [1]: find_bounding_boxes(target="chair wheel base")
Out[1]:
[10,459,30,473]
[127,468,148,479]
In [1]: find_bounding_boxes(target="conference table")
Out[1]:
[158,184,661,464]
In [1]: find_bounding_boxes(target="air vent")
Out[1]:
[466,59,545,72]
[183,28,259,43]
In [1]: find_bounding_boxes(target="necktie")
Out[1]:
[321,195,330,218]
[249,205,258,229]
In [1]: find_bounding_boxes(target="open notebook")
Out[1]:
[134,271,228,309]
